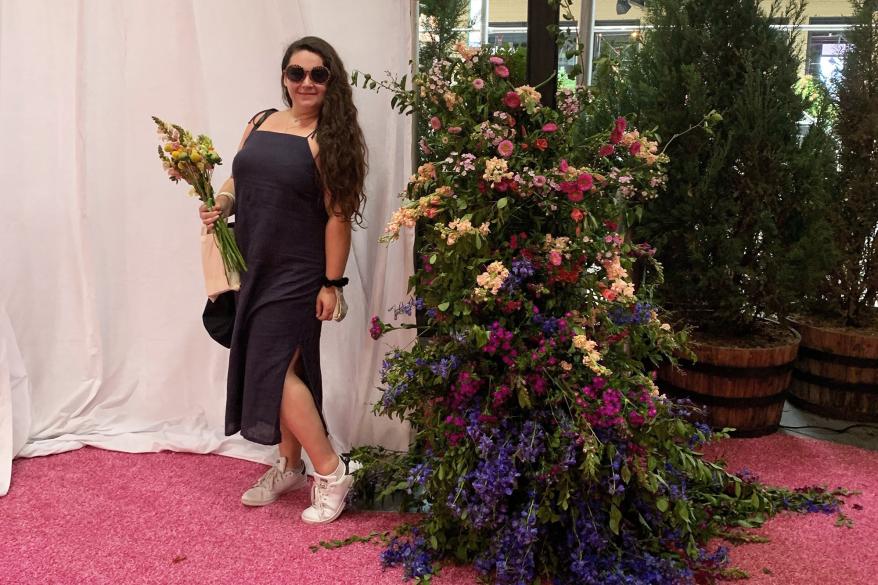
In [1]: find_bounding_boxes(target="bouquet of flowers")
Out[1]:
[152,117,246,289]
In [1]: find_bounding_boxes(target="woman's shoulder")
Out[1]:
[248,108,279,127]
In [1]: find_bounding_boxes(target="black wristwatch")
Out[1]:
[322,276,349,288]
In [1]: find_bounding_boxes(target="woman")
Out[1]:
[200,36,367,525]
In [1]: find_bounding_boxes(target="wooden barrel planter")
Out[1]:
[657,329,800,437]
[788,320,878,422]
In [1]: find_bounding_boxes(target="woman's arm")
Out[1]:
[316,195,352,321]
[324,209,352,281]
[201,120,256,224]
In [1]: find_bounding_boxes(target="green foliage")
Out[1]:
[349,43,848,584]
[602,0,837,334]
[418,0,471,74]
[810,0,878,327]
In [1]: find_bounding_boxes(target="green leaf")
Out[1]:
[438,301,450,312]
[656,497,669,512]
[675,499,690,524]
[620,465,631,484]
[429,254,437,264]
[497,197,508,209]
[609,504,622,535]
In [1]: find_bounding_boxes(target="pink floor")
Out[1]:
[1,433,875,584]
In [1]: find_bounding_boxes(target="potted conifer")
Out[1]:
[602,0,836,435]
[790,0,878,422]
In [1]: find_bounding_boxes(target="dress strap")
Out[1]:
[248,108,278,129]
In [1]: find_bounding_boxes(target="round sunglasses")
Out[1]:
[284,65,331,85]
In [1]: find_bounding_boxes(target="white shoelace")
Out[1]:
[311,479,330,515]
[254,466,283,490]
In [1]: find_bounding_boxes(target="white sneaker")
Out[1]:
[241,457,307,507]
[300,456,355,524]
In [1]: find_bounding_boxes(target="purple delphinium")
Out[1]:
[392,297,426,319]
[429,354,461,378]
[609,302,653,326]
[502,257,535,292]
[474,494,540,585]
[381,531,434,580]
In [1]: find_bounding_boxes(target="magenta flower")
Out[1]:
[489,56,504,65]
[577,173,594,191]
[629,141,642,155]
[598,144,614,157]
[628,411,645,427]
[369,316,383,340]
[503,91,522,109]
[494,65,510,78]
[429,116,442,130]
[614,116,627,134]
[497,139,515,158]
[542,122,558,133]
[532,175,547,188]
[472,78,485,90]
[559,159,569,173]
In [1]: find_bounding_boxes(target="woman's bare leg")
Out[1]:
[278,423,303,470]
[280,349,338,475]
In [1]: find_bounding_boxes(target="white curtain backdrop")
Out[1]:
[0,0,415,495]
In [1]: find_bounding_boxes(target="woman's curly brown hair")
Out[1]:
[281,37,367,225]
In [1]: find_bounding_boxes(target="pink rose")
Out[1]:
[429,116,442,130]
[598,144,614,157]
[448,126,462,134]
[497,139,515,158]
[472,78,485,90]
[504,91,522,109]
[559,159,569,173]
[532,175,547,188]
[549,251,563,266]
[489,56,505,65]
[542,122,558,133]
[419,138,432,155]
[494,65,510,78]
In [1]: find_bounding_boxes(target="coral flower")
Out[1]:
[497,140,515,158]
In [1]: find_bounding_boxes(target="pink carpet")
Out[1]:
[1,433,875,584]
[702,434,877,584]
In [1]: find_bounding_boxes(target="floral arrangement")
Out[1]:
[351,43,846,585]
[152,117,246,278]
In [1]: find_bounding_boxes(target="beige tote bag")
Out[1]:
[201,226,240,301]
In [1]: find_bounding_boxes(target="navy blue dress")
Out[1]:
[224,123,328,445]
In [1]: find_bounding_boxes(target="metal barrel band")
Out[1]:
[791,369,878,396]
[797,346,878,369]
[659,380,788,408]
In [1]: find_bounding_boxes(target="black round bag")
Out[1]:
[202,290,235,348]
